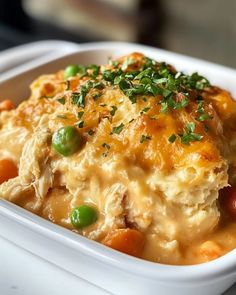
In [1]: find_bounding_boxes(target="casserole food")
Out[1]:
[0,42,236,295]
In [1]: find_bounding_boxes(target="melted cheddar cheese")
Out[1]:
[0,52,236,265]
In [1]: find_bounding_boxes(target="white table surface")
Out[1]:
[0,236,235,295]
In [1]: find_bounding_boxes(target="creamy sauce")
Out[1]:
[1,52,236,265]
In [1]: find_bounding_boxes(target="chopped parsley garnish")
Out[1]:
[180,122,203,145]
[103,70,117,82]
[189,72,210,90]
[40,95,51,99]
[196,101,213,122]
[153,77,168,84]
[71,92,85,108]
[110,106,118,116]
[197,101,205,114]
[102,143,110,150]
[87,64,100,79]
[140,135,151,143]
[65,54,212,147]
[140,107,150,114]
[77,65,87,77]
[119,79,131,91]
[197,113,213,122]
[77,111,84,119]
[161,96,189,112]
[108,58,119,67]
[93,92,102,100]
[168,134,177,143]
[160,101,168,113]
[56,114,67,119]
[65,80,70,90]
[57,97,65,105]
[143,57,156,68]
[92,81,104,89]
[88,129,95,135]
[111,123,124,134]
[204,124,209,132]
[71,80,97,108]
[76,121,84,128]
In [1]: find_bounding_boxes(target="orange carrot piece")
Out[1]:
[102,228,145,257]
[0,159,18,184]
[0,100,15,111]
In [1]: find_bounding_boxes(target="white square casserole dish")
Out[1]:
[0,42,236,295]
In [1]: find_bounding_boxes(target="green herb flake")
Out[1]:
[168,134,177,143]
[92,81,104,89]
[92,92,102,100]
[40,95,51,99]
[108,58,119,67]
[57,97,65,105]
[153,77,168,84]
[197,113,213,122]
[160,101,168,113]
[181,133,203,145]
[134,68,152,80]
[76,121,84,128]
[110,106,118,116]
[140,107,150,114]
[102,143,110,150]
[88,129,95,135]
[140,135,151,143]
[77,111,84,119]
[87,64,100,79]
[162,89,172,98]
[179,97,189,108]
[56,114,67,119]
[66,80,70,90]
[204,124,209,132]
[143,57,156,68]
[180,122,203,145]
[191,72,210,90]
[102,70,116,82]
[186,122,196,133]
[119,79,131,91]
[71,92,85,108]
[197,101,205,114]
[111,123,124,134]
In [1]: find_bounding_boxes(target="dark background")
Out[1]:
[0,0,235,68]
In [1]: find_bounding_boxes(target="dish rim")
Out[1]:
[0,41,236,284]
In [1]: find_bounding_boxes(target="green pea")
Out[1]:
[70,205,98,229]
[64,65,79,79]
[52,126,82,156]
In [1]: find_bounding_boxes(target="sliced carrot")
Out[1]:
[102,228,145,257]
[0,100,15,112]
[0,159,18,184]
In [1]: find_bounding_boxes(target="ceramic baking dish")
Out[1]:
[0,42,236,295]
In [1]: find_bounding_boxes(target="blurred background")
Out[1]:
[0,0,235,67]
